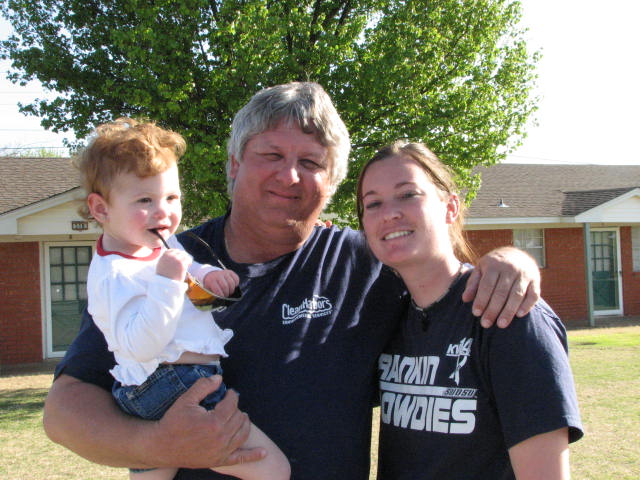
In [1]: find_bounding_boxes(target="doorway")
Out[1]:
[589,229,623,315]
[44,242,93,357]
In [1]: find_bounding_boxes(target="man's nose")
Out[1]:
[275,159,301,184]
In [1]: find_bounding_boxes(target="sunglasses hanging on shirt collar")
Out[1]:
[150,229,242,310]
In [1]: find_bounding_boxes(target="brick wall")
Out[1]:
[541,229,588,322]
[465,228,588,323]
[0,242,42,365]
[465,229,513,258]
[620,227,640,316]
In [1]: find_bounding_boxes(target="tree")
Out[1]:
[0,146,65,157]
[1,0,538,225]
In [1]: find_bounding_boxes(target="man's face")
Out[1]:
[229,121,331,229]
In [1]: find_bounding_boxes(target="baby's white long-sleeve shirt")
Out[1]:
[87,235,233,386]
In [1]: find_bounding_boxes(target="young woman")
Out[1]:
[356,141,583,480]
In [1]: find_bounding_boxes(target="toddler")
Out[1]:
[77,118,290,480]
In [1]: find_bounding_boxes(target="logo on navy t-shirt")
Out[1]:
[446,337,473,385]
[281,296,333,324]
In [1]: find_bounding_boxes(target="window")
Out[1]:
[633,227,640,272]
[513,229,545,268]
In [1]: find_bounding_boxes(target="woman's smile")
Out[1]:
[383,230,413,241]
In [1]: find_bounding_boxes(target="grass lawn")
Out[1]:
[564,326,640,479]
[1,325,639,479]
[0,370,121,479]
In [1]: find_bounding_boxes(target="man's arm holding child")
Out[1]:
[43,373,263,469]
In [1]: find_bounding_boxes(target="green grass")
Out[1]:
[2,326,639,479]
[565,326,640,480]
[0,373,121,480]
[569,329,640,348]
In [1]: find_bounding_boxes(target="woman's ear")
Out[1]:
[445,193,461,225]
[87,193,108,224]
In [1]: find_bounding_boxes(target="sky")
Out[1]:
[1,0,639,164]
[509,0,640,165]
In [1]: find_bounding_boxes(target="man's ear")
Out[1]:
[229,155,240,179]
[87,193,108,224]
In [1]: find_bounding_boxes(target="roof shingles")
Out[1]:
[0,157,79,215]
[2,159,638,221]
[469,164,640,218]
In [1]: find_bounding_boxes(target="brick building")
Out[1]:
[1,158,639,366]
[0,157,99,366]
[466,163,640,324]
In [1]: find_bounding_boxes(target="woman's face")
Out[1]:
[359,155,458,270]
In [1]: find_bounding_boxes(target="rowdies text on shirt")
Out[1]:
[379,353,477,434]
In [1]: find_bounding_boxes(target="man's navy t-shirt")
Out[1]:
[56,217,407,479]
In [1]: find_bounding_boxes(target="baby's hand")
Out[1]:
[203,269,240,298]
[156,249,191,281]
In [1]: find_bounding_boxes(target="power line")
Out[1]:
[1,146,69,150]
[0,128,70,132]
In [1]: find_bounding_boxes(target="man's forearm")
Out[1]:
[43,374,158,468]
[43,373,263,470]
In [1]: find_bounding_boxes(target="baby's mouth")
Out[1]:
[149,228,170,249]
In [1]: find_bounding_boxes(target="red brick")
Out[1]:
[0,242,42,365]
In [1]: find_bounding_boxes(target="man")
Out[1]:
[44,82,540,479]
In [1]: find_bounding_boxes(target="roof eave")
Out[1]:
[0,188,83,235]
[574,187,640,223]
[464,216,573,228]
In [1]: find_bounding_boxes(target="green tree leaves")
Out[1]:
[1,0,537,225]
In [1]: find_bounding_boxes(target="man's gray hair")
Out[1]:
[226,82,350,197]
